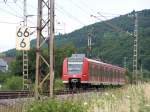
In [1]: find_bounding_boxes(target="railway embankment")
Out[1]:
[26,83,150,112]
[0,83,150,112]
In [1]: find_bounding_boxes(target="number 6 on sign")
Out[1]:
[17,28,23,37]
[20,39,26,48]
[16,26,30,50]
[24,28,30,37]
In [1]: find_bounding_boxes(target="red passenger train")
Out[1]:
[62,54,126,88]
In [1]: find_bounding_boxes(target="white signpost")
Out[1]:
[16,26,30,50]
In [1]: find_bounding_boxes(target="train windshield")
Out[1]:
[68,62,83,75]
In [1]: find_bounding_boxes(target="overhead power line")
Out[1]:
[2,1,37,26]
[0,21,19,24]
[0,7,23,18]
[56,3,85,26]
[14,0,24,11]
[69,0,92,16]
[3,0,18,3]
[98,11,122,16]
[4,0,7,3]
[17,0,37,13]
[91,14,122,32]
[6,3,23,17]
[80,0,96,14]
[80,0,121,18]
[91,12,133,37]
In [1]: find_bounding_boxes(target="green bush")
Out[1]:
[0,72,11,83]
[54,78,65,90]
[138,88,150,112]
[2,76,23,90]
[26,99,88,112]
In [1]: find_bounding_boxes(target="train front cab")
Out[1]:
[62,57,89,89]
[62,58,68,84]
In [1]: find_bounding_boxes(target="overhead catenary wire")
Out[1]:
[12,0,37,26]
[97,11,122,16]
[56,3,86,26]
[0,21,19,24]
[79,0,96,14]
[79,0,121,18]
[68,0,120,27]
[56,0,129,35]
[91,12,134,37]
[91,14,122,32]
[5,2,23,17]
[68,0,93,16]
[57,0,125,34]
[14,0,25,12]
[1,0,37,27]
[79,0,135,37]
[0,6,23,18]
[82,0,135,36]
[56,5,85,26]
[4,0,18,3]
[17,0,37,14]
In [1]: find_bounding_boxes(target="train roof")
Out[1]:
[65,54,125,71]
[87,58,125,71]
[68,54,85,62]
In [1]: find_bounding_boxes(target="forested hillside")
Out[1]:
[4,9,150,72]
[55,9,150,71]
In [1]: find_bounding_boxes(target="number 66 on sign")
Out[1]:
[16,26,30,50]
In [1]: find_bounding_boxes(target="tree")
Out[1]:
[9,44,76,81]
[2,76,23,90]
[54,43,76,78]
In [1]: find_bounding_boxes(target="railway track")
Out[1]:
[0,88,104,99]
[55,88,103,95]
[0,90,33,99]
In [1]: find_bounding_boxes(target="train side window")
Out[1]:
[112,69,115,81]
[110,68,112,78]
[92,64,95,76]
[99,65,102,80]
[116,70,119,80]
[89,63,92,75]
[103,66,105,77]
[108,67,110,78]
[90,63,95,76]
[119,70,122,79]
[104,66,106,77]
[93,65,95,76]
[120,71,123,79]
[98,64,101,76]
[102,66,105,77]
[101,65,105,81]
[93,65,96,81]
[108,68,111,80]
[114,70,116,80]
[121,71,123,79]
[108,67,110,80]
[104,67,106,81]
[96,65,98,77]
[105,67,108,78]
[119,71,122,82]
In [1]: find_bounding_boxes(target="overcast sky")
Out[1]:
[0,0,150,52]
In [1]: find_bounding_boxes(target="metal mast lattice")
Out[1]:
[35,0,55,99]
[133,12,138,83]
[23,0,29,90]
